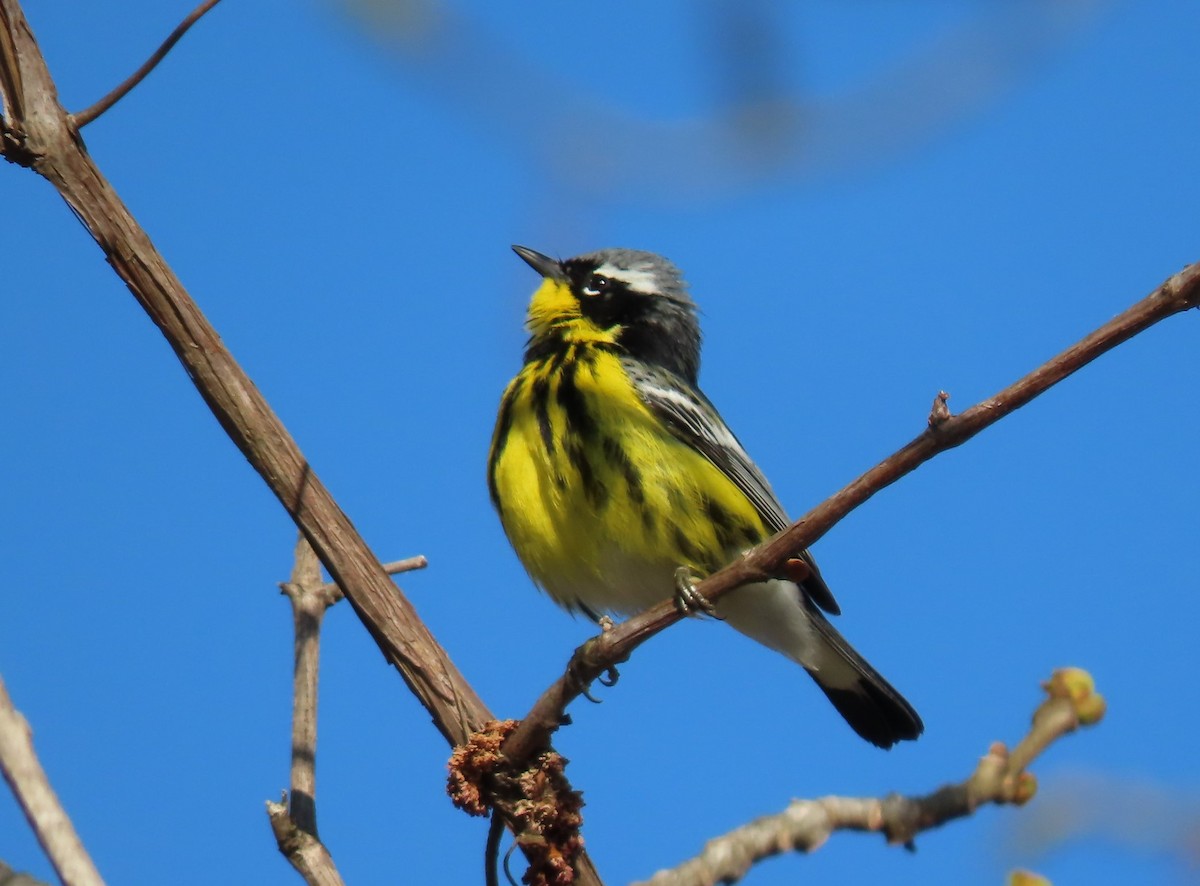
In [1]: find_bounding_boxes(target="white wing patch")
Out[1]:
[645,382,744,452]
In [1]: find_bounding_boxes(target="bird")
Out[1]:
[487,245,922,748]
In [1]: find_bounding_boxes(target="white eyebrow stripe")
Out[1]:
[594,263,661,294]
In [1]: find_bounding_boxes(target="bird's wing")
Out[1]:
[625,359,841,615]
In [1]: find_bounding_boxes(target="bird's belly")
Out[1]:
[490,354,768,617]
[539,542,681,616]
[501,457,691,615]
[498,451,767,618]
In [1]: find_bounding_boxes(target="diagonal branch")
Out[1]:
[501,262,1200,765]
[635,668,1106,886]
[1,0,486,756]
[0,4,603,883]
[72,0,226,127]
[0,676,105,886]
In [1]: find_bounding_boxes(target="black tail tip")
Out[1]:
[820,682,924,750]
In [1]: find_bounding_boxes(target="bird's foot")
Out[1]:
[566,637,621,703]
[674,566,721,619]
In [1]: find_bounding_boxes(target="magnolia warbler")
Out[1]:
[487,246,922,748]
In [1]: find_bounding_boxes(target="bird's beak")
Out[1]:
[512,245,566,281]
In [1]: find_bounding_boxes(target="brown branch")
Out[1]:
[1,0,483,753]
[314,554,428,605]
[502,261,1200,765]
[283,534,332,836]
[72,0,225,127]
[267,542,426,881]
[266,797,345,886]
[4,2,1190,882]
[266,542,429,881]
[264,534,344,884]
[0,5,603,883]
[635,668,1106,886]
[0,676,105,886]
[379,555,429,576]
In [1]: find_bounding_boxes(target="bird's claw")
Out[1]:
[576,666,620,701]
[580,684,604,704]
[674,566,720,618]
[566,643,621,703]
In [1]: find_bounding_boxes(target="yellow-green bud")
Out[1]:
[1045,667,1106,724]
[1011,771,1038,805]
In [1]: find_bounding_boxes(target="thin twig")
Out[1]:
[72,0,225,127]
[281,535,331,836]
[501,262,1200,766]
[316,554,429,604]
[0,676,105,886]
[635,669,1106,886]
[267,534,346,884]
[380,555,429,575]
[485,813,505,886]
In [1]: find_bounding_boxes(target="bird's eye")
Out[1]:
[582,275,611,297]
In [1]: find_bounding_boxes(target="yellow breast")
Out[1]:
[488,344,767,616]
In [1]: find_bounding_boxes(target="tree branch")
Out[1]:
[635,668,1106,886]
[72,0,225,127]
[313,555,428,606]
[4,4,1193,884]
[502,262,1200,765]
[0,4,604,883]
[269,534,341,866]
[0,676,105,886]
[266,540,426,883]
[266,797,345,886]
[2,0,485,751]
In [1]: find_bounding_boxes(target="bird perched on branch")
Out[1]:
[488,246,922,748]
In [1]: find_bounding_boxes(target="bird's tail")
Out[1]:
[802,608,923,748]
[717,580,923,749]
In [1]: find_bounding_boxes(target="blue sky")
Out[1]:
[3,2,1198,884]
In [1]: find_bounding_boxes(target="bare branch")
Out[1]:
[72,0,225,127]
[279,535,335,838]
[379,555,429,576]
[5,3,1184,883]
[268,541,428,879]
[635,669,1106,886]
[0,6,603,881]
[266,796,345,886]
[0,676,105,886]
[265,534,361,884]
[314,554,429,605]
[1,0,484,755]
[502,262,1200,765]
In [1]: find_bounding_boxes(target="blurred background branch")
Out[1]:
[338,0,1114,201]
[999,772,1200,874]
